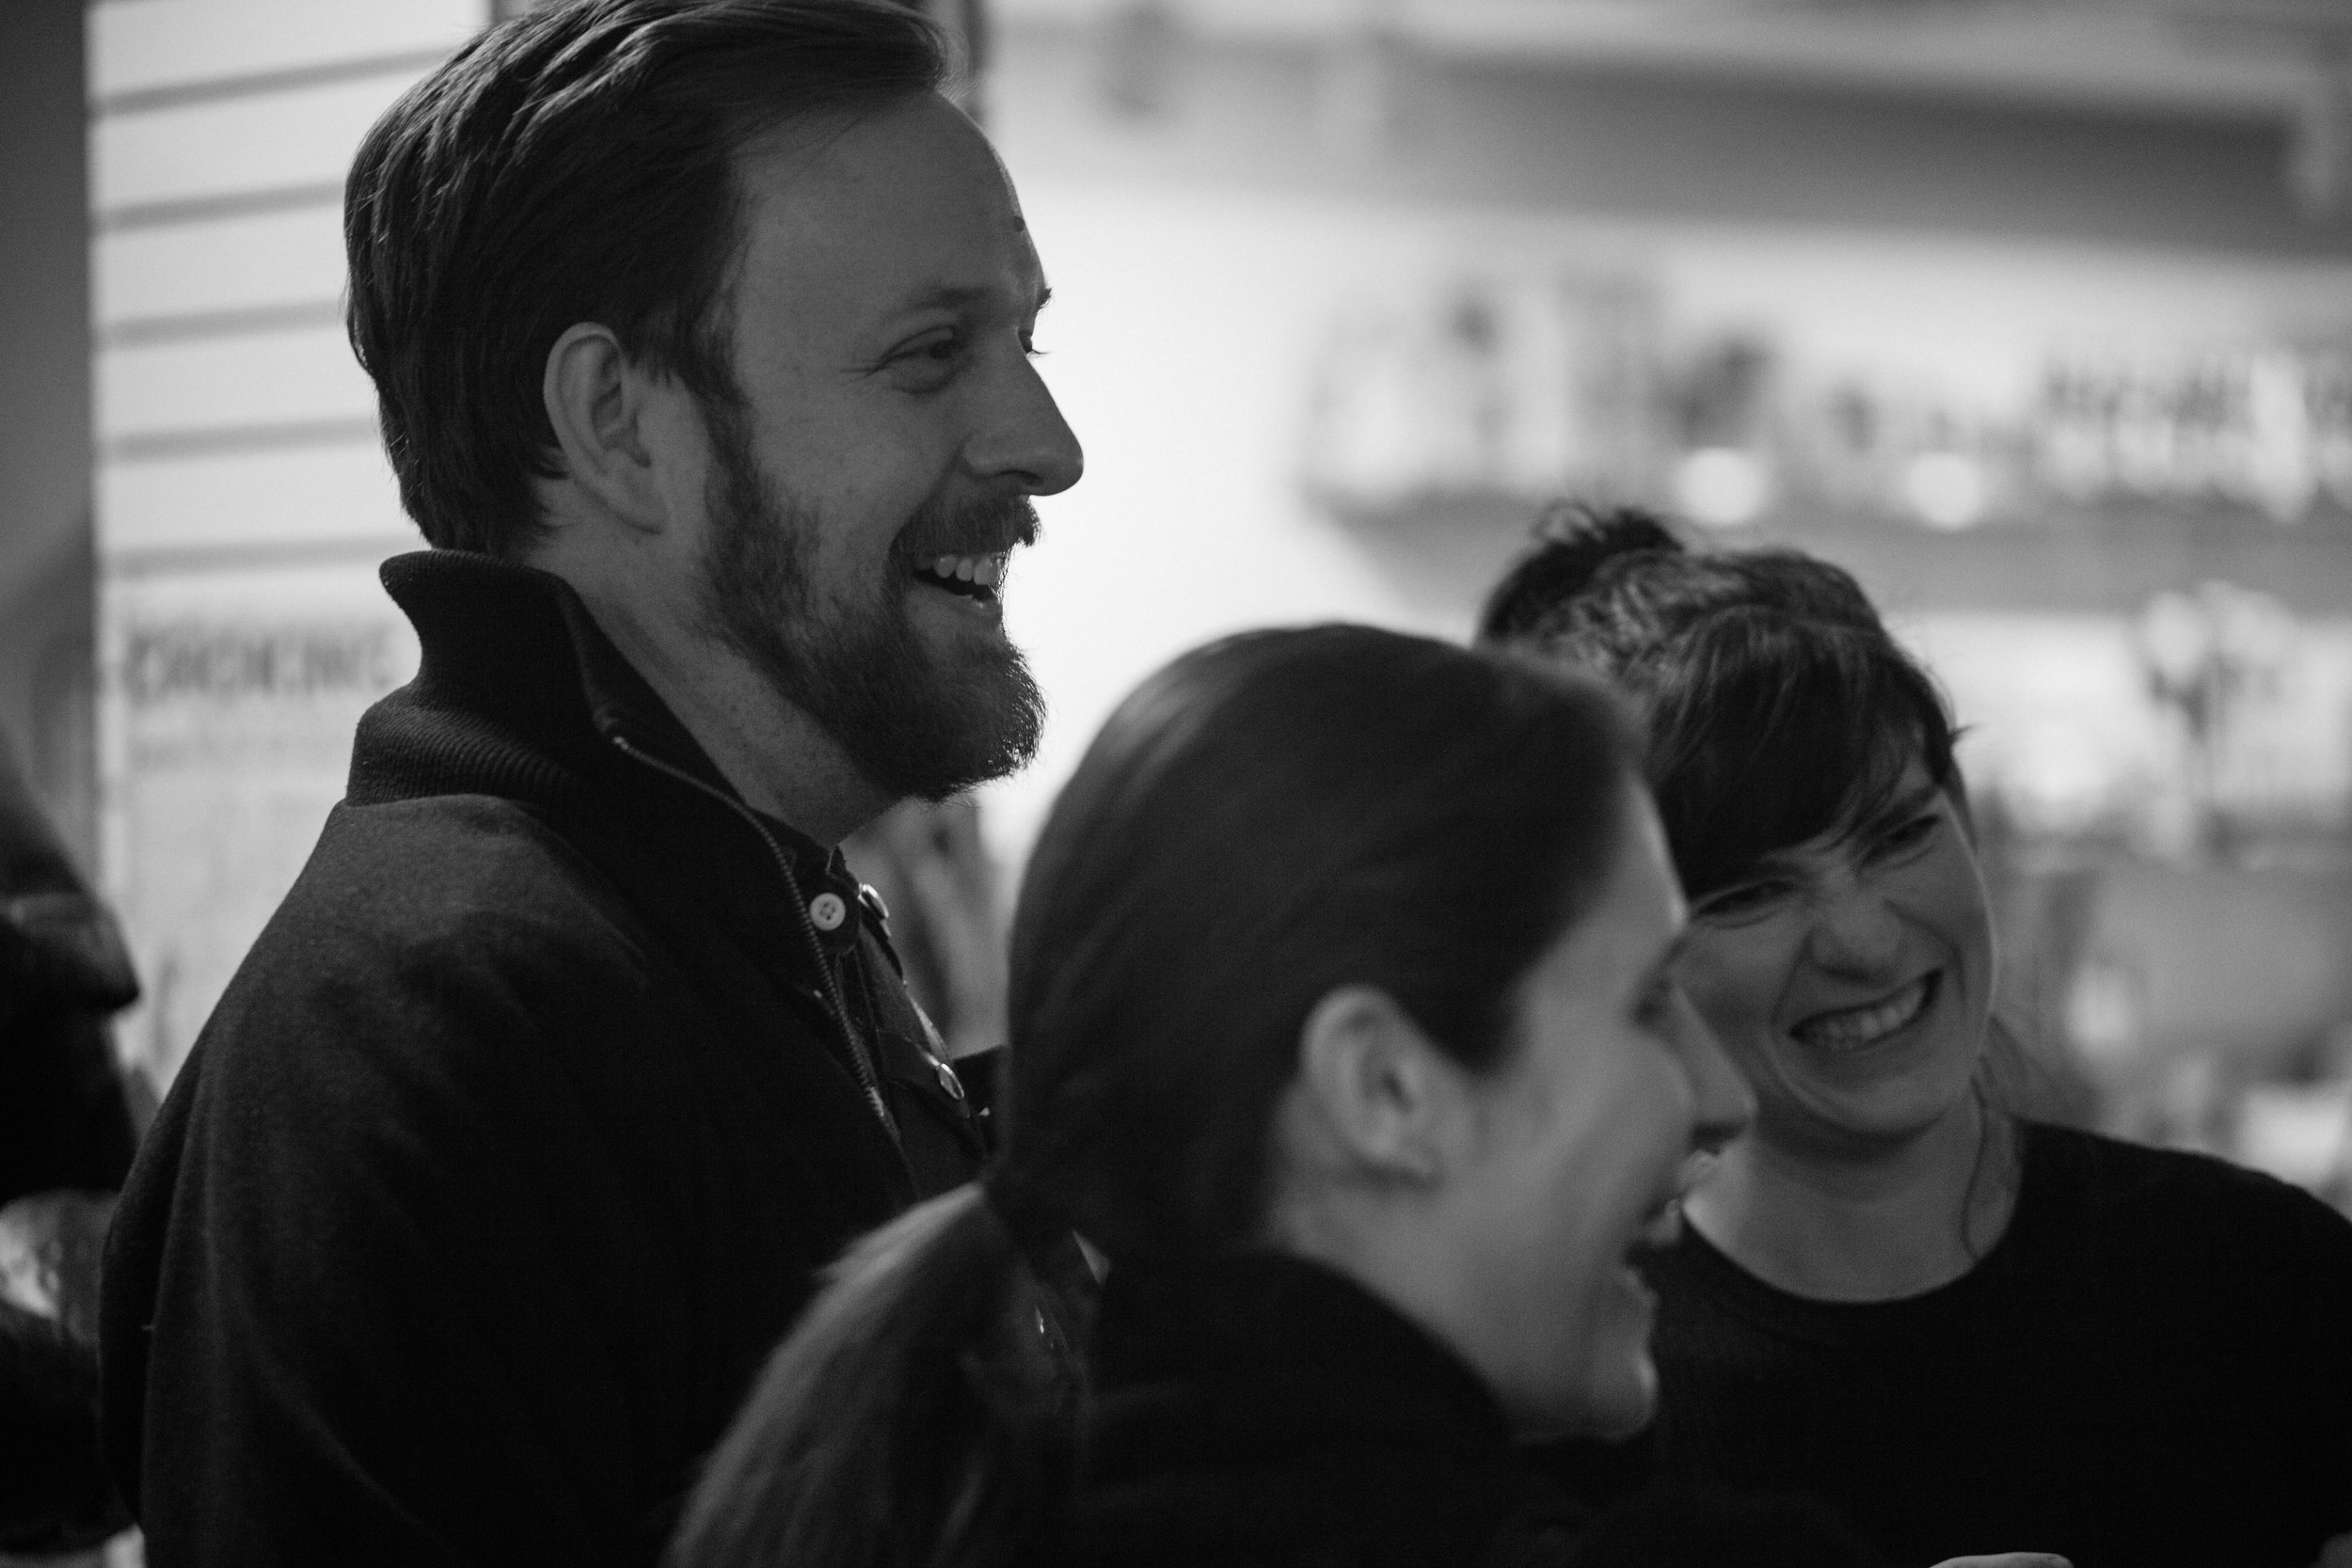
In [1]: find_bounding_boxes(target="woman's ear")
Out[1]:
[1292,986,1472,1185]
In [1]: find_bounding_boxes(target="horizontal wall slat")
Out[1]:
[91,0,483,102]
[93,72,431,214]
[96,207,346,326]
[104,534,424,580]
[98,50,465,119]
[98,443,413,559]
[95,183,344,236]
[99,327,377,443]
[103,303,348,352]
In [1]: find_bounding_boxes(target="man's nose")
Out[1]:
[1673,989,1754,1154]
[967,356,1083,497]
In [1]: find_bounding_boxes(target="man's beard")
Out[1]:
[696,398,1045,805]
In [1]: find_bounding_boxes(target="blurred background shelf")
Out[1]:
[1325,489,2352,616]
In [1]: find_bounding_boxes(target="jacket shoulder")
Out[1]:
[165,792,682,1154]
[288,792,638,947]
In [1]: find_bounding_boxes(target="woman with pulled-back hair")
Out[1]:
[664,623,1906,1568]
[1483,507,2352,1568]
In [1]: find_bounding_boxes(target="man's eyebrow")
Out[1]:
[882,279,1054,318]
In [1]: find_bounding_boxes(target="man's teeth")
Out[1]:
[1794,975,1931,1052]
[918,553,1004,589]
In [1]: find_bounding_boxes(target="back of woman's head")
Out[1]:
[670,624,1638,1568]
[994,624,1638,1265]
[1477,502,1960,899]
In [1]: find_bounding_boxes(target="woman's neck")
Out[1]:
[1682,1098,2020,1302]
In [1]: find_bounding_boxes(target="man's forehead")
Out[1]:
[732,96,1040,310]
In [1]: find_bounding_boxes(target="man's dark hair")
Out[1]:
[344,0,950,557]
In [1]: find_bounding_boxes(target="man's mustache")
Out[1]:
[895,493,1041,563]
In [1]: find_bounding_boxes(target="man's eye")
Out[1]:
[882,335,965,391]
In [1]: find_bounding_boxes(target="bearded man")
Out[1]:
[99,4,1080,1564]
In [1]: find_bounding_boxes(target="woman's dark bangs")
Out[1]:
[1655,623,1939,898]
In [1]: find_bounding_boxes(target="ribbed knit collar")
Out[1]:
[1061,1250,1596,1568]
[1087,1250,1515,1464]
[350,549,839,894]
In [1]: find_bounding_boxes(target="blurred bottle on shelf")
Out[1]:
[1664,334,1776,530]
[1300,263,1666,511]
[2135,581,2308,857]
[2036,344,2351,524]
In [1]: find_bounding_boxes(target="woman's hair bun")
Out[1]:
[1476,502,1683,645]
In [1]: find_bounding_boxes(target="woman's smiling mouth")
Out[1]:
[1790,973,1937,1054]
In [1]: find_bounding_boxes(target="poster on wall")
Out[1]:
[101,562,418,1094]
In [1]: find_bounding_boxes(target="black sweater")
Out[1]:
[1058,1252,1872,1568]
[1545,1124,2352,1568]
[101,552,988,1568]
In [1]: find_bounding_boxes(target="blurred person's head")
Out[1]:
[1478,505,1996,1162]
[671,624,1749,1568]
[1005,624,1747,1435]
[345,0,1082,815]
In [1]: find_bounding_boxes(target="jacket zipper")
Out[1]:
[607,732,902,1148]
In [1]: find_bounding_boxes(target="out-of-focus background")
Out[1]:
[7,0,2352,1213]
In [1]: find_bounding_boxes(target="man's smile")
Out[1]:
[914,550,1008,603]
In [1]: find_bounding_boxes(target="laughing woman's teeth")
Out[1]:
[1796,975,1931,1052]
[978,557,1001,588]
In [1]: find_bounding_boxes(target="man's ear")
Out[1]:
[542,322,675,534]
[1294,985,1469,1185]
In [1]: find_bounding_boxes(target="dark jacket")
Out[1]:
[1,734,137,1555]
[1055,1252,1871,1568]
[0,736,138,1209]
[101,550,988,1568]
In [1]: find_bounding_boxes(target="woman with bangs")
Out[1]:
[1482,507,2352,1568]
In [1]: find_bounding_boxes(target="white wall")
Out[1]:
[977,157,2352,865]
[91,0,483,1089]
